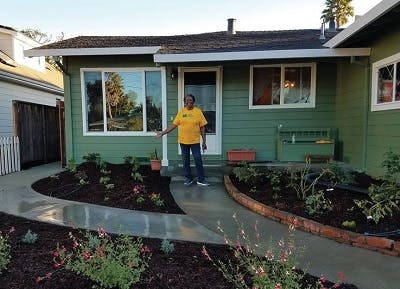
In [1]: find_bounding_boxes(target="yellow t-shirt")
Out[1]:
[173,107,208,144]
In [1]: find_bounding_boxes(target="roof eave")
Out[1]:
[0,70,64,95]
[153,48,371,63]
[24,46,162,57]
[324,0,399,48]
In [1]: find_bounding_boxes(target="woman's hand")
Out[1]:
[155,132,163,139]
[202,142,207,151]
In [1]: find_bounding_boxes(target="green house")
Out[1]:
[26,0,400,176]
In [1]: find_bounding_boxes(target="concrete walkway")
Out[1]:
[0,163,400,289]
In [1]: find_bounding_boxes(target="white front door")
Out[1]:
[178,67,222,155]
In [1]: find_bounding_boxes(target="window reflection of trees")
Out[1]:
[84,70,162,133]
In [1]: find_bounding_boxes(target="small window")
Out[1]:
[250,63,316,109]
[81,68,163,135]
[371,52,400,111]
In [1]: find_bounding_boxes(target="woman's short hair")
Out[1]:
[184,94,196,102]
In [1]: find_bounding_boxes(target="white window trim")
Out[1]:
[249,63,316,109]
[371,52,400,112]
[80,67,166,136]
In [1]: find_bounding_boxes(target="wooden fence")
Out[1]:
[0,136,21,176]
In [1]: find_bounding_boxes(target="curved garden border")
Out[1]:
[224,175,400,257]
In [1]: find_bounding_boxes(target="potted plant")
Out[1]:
[149,149,161,171]
[227,149,256,162]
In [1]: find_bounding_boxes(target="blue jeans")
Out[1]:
[180,143,205,183]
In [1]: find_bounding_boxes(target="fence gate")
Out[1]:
[0,136,20,176]
[13,101,61,169]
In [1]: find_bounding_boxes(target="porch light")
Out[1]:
[170,68,178,80]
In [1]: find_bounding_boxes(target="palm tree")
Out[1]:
[321,0,354,28]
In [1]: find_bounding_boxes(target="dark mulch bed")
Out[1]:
[0,213,358,289]
[32,162,184,214]
[230,168,400,241]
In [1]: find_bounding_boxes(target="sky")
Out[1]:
[2,0,383,40]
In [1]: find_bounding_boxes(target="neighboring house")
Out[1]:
[0,25,64,169]
[26,0,399,176]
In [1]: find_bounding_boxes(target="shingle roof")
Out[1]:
[34,30,339,54]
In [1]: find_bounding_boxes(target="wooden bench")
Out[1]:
[277,128,335,162]
[305,154,333,164]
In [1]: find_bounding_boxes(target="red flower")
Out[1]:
[35,276,43,284]
[82,251,91,260]
[129,262,136,268]
[320,275,327,283]
[45,272,52,279]
[53,251,59,257]
[53,263,61,269]
[9,226,15,233]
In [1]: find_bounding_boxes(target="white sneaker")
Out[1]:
[197,181,210,186]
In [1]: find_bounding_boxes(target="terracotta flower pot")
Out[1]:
[150,159,162,171]
[227,149,256,162]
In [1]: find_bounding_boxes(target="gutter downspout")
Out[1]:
[362,63,371,171]
[351,56,369,171]
[58,57,74,162]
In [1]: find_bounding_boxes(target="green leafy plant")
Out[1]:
[150,193,164,207]
[136,197,145,204]
[381,149,400,182]
[354,182,400,224]
[354,150,400,224]
[99,176,111,185]
[124,155,140,172]
[22,229,39,244]
[160,239,174,254]
[149,148,160,160]
[67,158,77,173]
[75,170,89,186]
[327,162,355,185]
[52,228,151,289]
[266,169,282,193]
[131,172,143,182]
[0,228,13,274]
[305,190,333,216]
[232,162,261,193]
[105,184,115,191]
[82,152,101,163]
[341,220,356,230]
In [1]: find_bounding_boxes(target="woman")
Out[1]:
[155,94,209,186]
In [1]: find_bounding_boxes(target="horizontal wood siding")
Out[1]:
[66,57,337,163]
[0,81,60,136]
[335,60,367,169]
[222,61,336,161]
[66,56,163,164]
[366,29,400,176]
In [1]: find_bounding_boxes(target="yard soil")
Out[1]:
[32,162,184,214]
[230,171,400,241]
[0,163,359,289]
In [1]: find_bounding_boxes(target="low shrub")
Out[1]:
[52,228,151,289]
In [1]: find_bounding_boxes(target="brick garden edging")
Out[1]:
[224,175,400,257]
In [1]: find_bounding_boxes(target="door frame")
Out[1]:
[177,66,222,155]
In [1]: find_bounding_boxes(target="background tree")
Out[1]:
[321,0,354,28]
[20,28,65,69]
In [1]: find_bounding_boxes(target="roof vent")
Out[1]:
[328,17,336,32]
[227,18,236,35]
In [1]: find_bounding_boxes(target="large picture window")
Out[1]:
[371,52,400,111]
[81,68,164,135]
[250,63,316,109]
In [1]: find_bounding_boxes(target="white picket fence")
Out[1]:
[0,136,21,176]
